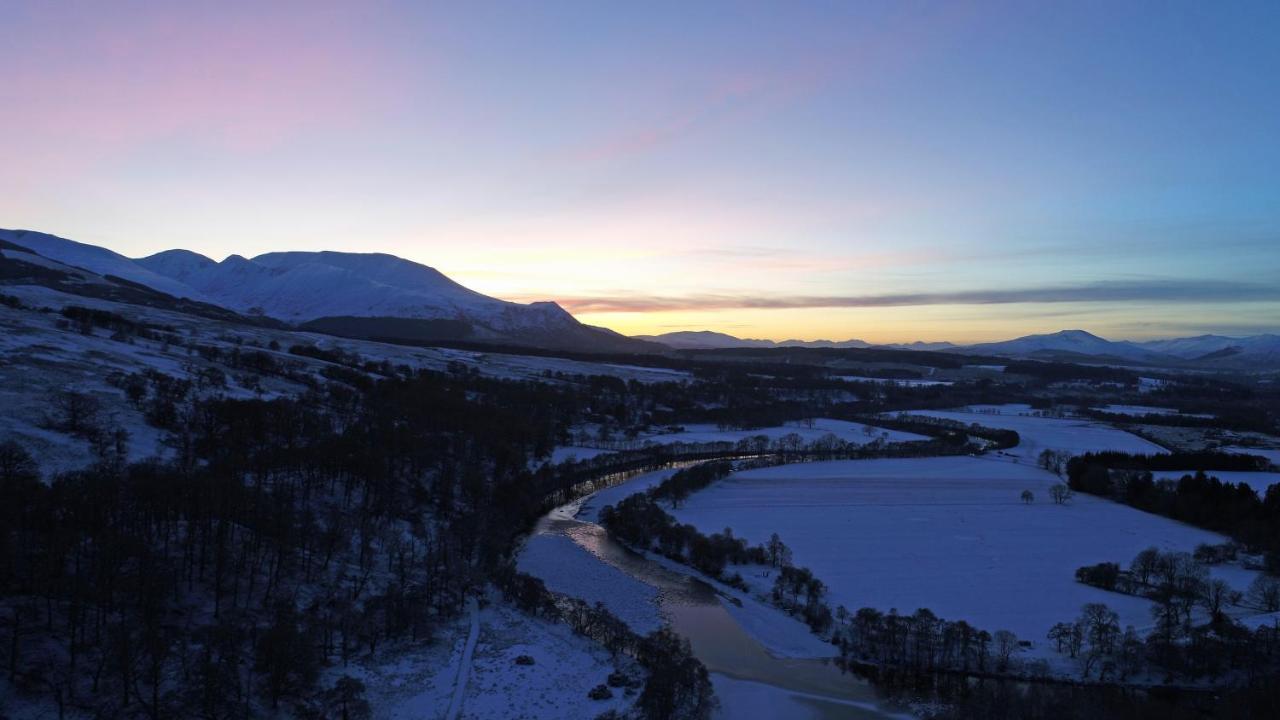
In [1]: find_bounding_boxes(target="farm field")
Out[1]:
[1092,404,1212,418]
[901,405,1166,461]
[666,457,1263,652]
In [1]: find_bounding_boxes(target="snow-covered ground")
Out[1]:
[338,599,636,720]
[0,285,689,477]
[1093,404,1211,418]
[901,404,1165,460]
[834,376,953,387]
[666,457,1263,652]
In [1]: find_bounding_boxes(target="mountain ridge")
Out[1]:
[1,228,654,353]
[634,327,1279,368]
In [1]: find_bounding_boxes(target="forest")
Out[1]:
[0,359,758,718]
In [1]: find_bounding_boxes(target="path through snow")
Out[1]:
[444,596,480,720]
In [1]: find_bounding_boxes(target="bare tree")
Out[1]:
[1200,578,1234,621]
[1248,575,1280,612]
[766,533,792,568]
[1049,483,1072,505]
[1079,603,1120,678]
[1047,622,1074,655]
[1020,489,1034,504]
[1038,449,1068,476]
[1130,547,1161,587]
[993,630,1018,671]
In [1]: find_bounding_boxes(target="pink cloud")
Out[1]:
[1,1,409,177]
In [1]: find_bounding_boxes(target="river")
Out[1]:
[523,465,907,719]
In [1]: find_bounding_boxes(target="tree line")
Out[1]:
[1067,452,1280,561]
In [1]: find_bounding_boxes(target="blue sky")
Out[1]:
[2,1,1278,341]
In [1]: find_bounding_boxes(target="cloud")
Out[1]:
[553,279,1280,313]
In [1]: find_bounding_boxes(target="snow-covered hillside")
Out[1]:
[1,229,209,301]
[0,279,688,478]
[1137,334,1280,361]
[2,228,652,352]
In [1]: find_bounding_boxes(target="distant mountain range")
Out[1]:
[0,229,655,353]
[634,330,959,352]
[3,228,1277,367]
[632,330,876,350]
[635,328,1280,369]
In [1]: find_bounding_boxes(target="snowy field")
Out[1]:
[1092,404,1214,420]
[834,376,953,387]
[902,404,1166,460]
[667,457,1261,650]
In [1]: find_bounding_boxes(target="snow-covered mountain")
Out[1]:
[956,330,1166,362]
[1,229,654,353]
[0,235,271,325]
[633,331,777,349]
[952,329,1280,367]
[1135,334,1280,360]
[635,326,1278,368]
[633,331,875,350]
[137,249,544,326]
[883,340,957,351]
[0,229,211,301]
[779,338,873,349]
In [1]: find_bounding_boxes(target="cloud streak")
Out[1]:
[553,279,1280,313]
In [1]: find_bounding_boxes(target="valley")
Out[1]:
[2,234,1280,719]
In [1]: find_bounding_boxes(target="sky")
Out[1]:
[2,0,1279,343]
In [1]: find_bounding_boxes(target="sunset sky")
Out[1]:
[3,1,1279,343]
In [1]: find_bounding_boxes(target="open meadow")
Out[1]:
[667,457,1263,653]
